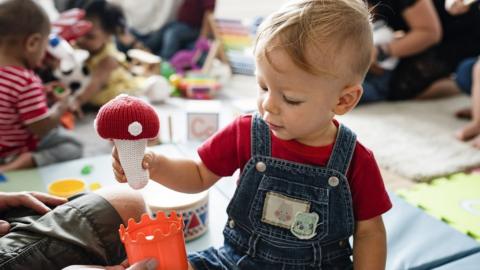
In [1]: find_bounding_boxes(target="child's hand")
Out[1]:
[68,97,85,119]
[111,146,155,183]
[45,81,71,101]
[0,191,67,235]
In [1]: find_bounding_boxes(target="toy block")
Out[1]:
[186,101,220,141]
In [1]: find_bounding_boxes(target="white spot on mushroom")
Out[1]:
[128,121,143,136]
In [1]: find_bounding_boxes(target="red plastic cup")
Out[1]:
[119,211,188,270]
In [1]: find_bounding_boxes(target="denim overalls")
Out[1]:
[189,114,356,270]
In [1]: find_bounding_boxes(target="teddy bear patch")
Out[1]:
[290,212,319,240]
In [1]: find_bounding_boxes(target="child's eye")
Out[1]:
[283,95,303,105]
[259,86,268,92]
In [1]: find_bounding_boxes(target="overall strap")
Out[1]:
[326,124,357,174]
[251,113,271,157]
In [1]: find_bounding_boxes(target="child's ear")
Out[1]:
[24,33,43,53]
[333,84,363,115]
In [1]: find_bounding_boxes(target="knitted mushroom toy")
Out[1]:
[95,94,159,189]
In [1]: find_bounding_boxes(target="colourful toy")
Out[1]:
[142,183,210,241]
[119,211,189,270]
[160,62,175,79]
[81,165,93,175]
[170,37,211,74]
[0,173,6,182]
[48,178,86,198]
[51,8,92,42]
[214,18,255,75]
[95,95,160,189]
[60,111,75,130]
[169,73,221,100]
[127,49,161,76]
[89,182,102,191]
[186,101,220,142]
[53,86,66,96]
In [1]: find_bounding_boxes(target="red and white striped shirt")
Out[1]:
[0,66,49,158]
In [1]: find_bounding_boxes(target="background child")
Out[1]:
[154,0,216,60]
[69,0,149,109]
[454,57,480,147]
[113,0,391,269]
[118,0,216,60]
[0,0,82,172]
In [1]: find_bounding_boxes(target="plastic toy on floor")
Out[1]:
[127,49,161,76]
[119,211,189,270]
[48,178,102,198]
[95,94,160,189]
[170,73,221,100]
[170,37,211,75]
[48,178,86,198]
[118,49,172,104]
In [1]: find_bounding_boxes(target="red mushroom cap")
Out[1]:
[95,95,159,140]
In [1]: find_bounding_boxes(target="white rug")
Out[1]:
[338,95,480,181]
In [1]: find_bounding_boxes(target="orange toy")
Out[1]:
[119,211,188,270]
[60,111,75,130]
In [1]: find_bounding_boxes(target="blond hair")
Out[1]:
[255,0,373,81]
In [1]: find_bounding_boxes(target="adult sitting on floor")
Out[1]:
[361,0,443,103]
[361,0,480,103]
[0,186,155,270]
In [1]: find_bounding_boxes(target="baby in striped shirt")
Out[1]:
[0,0,82,171]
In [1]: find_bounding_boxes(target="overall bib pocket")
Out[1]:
[248,175,330,244]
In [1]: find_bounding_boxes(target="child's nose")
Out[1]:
[263,93,279,114]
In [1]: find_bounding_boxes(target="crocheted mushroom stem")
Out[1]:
[95,95,159,190]
[114,139,149,189]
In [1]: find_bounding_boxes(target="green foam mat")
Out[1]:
[397,173,480,240]
[0,169,45,192]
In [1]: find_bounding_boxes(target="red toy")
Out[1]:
[95,95,160,189]
[51,8,92,42]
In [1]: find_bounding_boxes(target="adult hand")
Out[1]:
[0,191,67,235]
[62,258,158,270]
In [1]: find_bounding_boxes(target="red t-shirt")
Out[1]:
[198,115,392,221]
[177,0,216,28]
[0,66,49,158]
